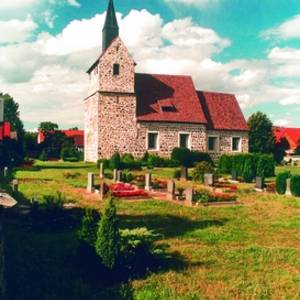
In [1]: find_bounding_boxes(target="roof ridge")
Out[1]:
[136,73,192,78]
[197,90,235,96]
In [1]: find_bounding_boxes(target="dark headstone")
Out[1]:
[180,167,188,181]
[231,169,237,181]
[255,177,265,190]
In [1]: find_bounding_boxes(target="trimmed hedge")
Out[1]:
[218,153,275,179]
[291,175,300,197]
[276,172,290,195]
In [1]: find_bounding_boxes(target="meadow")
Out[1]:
[3,161,300,299]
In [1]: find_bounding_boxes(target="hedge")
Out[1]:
[276,172,290,195]
[291,175,300,197]
[242,156,256,183]
[218,153,275,179]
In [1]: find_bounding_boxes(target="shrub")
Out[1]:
[97,159,110,169]
[123,160,142,170]
[121,153,134,163]
[78,208,101,247]
[192,161,214,183]
[218,155,232,174]
[42,192,65,213]
[276,172,290,195]
[242,156,256,183]
[109,152,121,170]
[256,154,275,178]
[173,169,181,180]
[39,149,48,161]
[291,175,300,197]
[232,154,246,177]
[142,151,149,163]
[171,147,192,167]
[191,151,213,165]
[96,197,120,269]
[147,154,163,168]
[64,156,79,162]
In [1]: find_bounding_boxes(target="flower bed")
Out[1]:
[152,179,167,190]
[110,183,147,198]
[195,188,237,204]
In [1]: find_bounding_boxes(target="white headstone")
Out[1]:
[113,169,118,182]
[87,173,95,193]
[185,188,193,207]
[99,162,104,179]
[117,170,123,182]
[286,178,292,196]
[145,173,152,191]
[167,180,175,200]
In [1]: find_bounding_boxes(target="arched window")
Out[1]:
[113,63,120,76]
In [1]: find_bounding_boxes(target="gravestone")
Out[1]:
[12,179,18,192]
[3,167,8,178]
[99,162,104,180]
[145,173,152,191]
[204,173,214,186]
[99,181,105,200]
[255,177,265,190]
[87,173,95,193]
[185,188,193,207]
[180,167,188,181]
[113,169,118,182]
[286,178,292,196]
[167,180,175,200]
[117,170,123,182]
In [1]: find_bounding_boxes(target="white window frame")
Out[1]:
[178,132,191,149]
[208,135,220,152]
[232,136,242,152]
[146,131,159,151]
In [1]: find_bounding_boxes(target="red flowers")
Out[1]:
[110,183,147,198]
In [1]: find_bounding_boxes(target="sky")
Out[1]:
[0,0,300,130]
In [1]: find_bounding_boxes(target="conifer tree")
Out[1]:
[96,196,120,269]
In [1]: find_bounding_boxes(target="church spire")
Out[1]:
[102,0,119,52]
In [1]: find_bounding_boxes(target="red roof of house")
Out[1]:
[136,74,207,124]
[274,127,300,150]
[0,122,11,141]
[38,130,84,148]
[197,91,249,131]
[135,73,248,131]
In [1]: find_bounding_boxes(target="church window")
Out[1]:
[179,133,191,149]
[208,136,219,151]
[147,132,159,150]
[232,137,241,152]
[113,63,120,76]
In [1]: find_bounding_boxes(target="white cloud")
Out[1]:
[0,0,38,9]
[268,47,300,62]
[262,14,300,40]
[0,16,37,44]
[279,95,300,106]
[274,119,292,127]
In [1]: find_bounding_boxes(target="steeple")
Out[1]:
[102,0,119,52]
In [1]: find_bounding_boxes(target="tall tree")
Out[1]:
[274,137,290,163]
[247,112,274,153]
[96,197,120,269]
[39,122,59,131]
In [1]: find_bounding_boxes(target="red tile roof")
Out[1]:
[274,127,300,150]
[136,74,207,124]
[135,73,248,131]
[38,130,84,148]
[197,91,249,131]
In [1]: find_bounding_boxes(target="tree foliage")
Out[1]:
[274,137,290,163]
[96,197,120,269]
[247,112,274,153]
[39,121,59,131]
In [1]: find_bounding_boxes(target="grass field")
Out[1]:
[3,161,300,299]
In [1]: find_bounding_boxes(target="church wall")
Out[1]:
[84,93,99,162]
[99,38,135,94]
[135,122,208,158]
[207,129,249,160]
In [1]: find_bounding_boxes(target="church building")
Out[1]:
[84,0,249,162]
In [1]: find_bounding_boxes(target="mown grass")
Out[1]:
[4,161,300,299]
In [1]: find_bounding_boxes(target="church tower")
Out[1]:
[84,0,138,161]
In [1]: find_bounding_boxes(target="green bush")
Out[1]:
[96,197,120,269]
[192,161,214,183]
[78,208,101,247]
[232,154,246,177]
[42,192,65,215]
[242,156,256,183]
[120,227,162,265]
[122,160,142,170]
[256,154,275,178]
[142,151,149,163]
[276,172,290,195]
[147,154,163,168]
[109,152,121,170]
[39,149,48,161]
[218,155,232,174]
[291,175,300,197]
[191,151,213,165]
[97,159,110,169]
[171,147,192,167]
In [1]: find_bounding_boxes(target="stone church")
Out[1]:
[84,0,249,162]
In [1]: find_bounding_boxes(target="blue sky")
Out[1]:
[0,0,300,129]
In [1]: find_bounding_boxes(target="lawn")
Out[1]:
[3,161,300,299]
